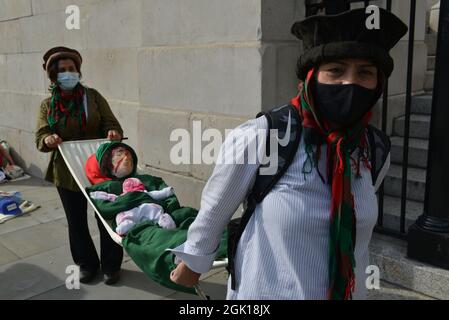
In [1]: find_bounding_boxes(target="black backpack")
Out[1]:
[226,104,390,290]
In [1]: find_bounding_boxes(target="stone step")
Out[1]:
[378,195,423,232]
[427,55,435,71]
[424,71,435,91]
[425,33,438,56]
[367,280,436,300]
[369,233,449,300]
[393,114,430,139]
[383,164,426,202]
[390,136,429,169]
[411,95,432,115]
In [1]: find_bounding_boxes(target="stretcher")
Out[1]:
[58,139,228,299]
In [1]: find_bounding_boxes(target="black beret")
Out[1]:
[291,7,408,79]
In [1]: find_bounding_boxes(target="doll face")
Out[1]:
[111,147,133,178]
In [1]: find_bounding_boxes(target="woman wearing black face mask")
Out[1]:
[170,8,407,300]
[311,59,384,129]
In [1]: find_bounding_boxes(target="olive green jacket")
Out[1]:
[35,87,123,192]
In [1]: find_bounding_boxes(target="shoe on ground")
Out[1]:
[80,269,98,284]
[104,271,120,285]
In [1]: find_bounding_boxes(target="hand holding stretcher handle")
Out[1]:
[170,261,201,287]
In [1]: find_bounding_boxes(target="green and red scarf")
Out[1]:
[47,84,86,132]
[291,69,372,300]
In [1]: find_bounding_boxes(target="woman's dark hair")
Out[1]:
[47,58,82,83]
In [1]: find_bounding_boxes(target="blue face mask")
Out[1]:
[57,72,80,90]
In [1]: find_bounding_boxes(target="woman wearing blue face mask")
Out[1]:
[35,46,124,285]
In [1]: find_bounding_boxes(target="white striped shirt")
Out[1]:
[171,116,387,300]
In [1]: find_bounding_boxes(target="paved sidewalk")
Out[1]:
[0,177,434,300]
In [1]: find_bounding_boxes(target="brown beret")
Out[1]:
[42,46,82,75]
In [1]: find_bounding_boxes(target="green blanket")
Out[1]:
[86,175,227,295]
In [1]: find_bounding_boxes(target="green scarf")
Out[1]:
[47,84,86,132]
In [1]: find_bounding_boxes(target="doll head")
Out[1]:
[96,142,138,179]
[122,177,146,194]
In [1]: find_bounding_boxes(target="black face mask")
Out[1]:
[312,82,381,129]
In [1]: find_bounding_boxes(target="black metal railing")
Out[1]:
[305,0,427,240]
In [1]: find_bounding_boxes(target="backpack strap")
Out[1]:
[367,125,391,191]
[227,104,302,290]
[252,105,303,201]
